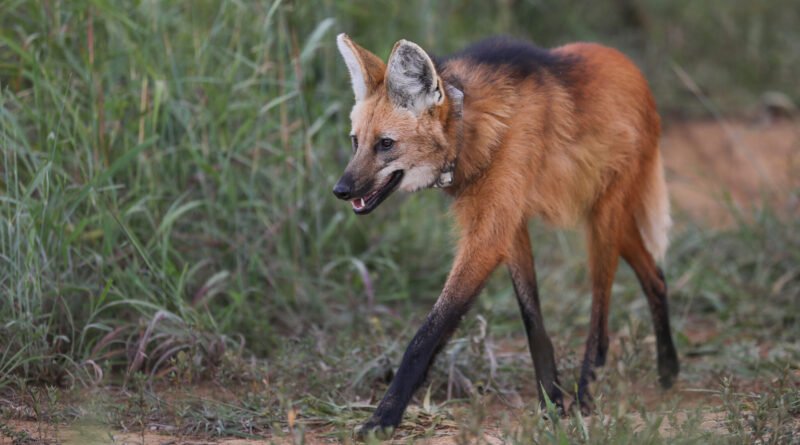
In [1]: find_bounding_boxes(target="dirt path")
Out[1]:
[0,411,733,444]
[662,118,799,226]
[0,406,771,444]
[2,420,265,445]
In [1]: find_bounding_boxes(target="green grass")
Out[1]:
[0,0,453,381]
[1,0,799,443]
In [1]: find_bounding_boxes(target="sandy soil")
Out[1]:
[0,405,753,444]
[662,118,800,226]
[2,420,267,445]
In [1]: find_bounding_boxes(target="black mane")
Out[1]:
[438,36,576,80]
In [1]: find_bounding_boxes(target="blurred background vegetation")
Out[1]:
[0,0,798,440]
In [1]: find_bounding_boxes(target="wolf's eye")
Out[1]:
[377,138,395,151]
[350,135,358,152]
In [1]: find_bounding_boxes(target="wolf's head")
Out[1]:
[332,34,461,215]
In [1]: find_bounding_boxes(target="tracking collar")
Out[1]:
[434,83,464,188]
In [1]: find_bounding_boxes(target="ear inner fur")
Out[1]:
[336,33,385,101]
[386,39,442,114]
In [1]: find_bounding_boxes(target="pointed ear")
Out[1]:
[386,39,444,115]
[336,33,386,101]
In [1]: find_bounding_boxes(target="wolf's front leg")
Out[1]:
[358,238,502,438]
[506,224,563,412]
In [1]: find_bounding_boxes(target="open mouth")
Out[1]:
[351,170,404,215]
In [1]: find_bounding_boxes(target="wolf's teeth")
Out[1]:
[351,198,365,210]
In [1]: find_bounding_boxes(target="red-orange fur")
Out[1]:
[433,45,663,319]
[336,35,677,431]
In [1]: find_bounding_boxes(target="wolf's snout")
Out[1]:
[333,175,354,200]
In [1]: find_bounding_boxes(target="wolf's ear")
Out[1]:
[336,34,385,101]
[386,39,444,115]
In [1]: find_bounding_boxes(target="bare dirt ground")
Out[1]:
[663,118,800,225]
[3,420,269,445]
[2,118,798,444]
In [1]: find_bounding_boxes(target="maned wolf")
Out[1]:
[332,34,679,437]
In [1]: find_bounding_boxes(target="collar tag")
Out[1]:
[434,170,453,188]
[433,84,464,189]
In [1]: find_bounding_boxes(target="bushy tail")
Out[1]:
[637,151,671,261]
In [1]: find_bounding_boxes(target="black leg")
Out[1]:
[643,267,679,388]
[574,213,620,415]
[359,298,473,436]
[507,226,563,412]
[359,239,501,438]
[621,228,679,389]
[595,332,609,367]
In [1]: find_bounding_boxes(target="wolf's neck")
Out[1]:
[443,70,516,194]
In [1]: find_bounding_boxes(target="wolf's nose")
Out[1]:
[333,181,352,200]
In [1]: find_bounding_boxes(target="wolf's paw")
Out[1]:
[569,386,595,417]
[540,386,567,418]
[356,419,396,442]
[658,352,680,389]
